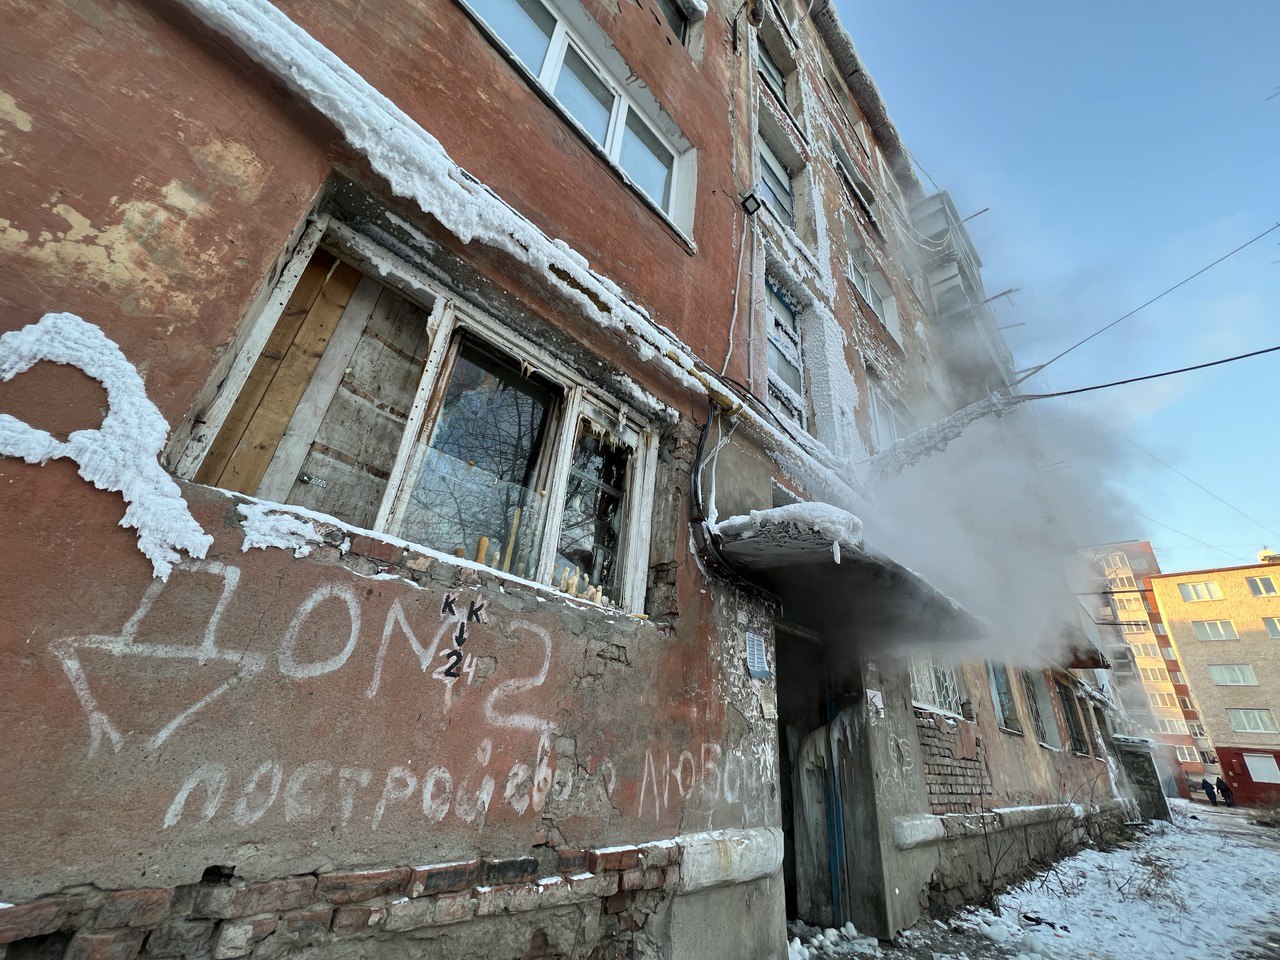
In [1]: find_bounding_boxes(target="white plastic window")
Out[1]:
[1266,617,1280,639]
[1228,709,1279,734]
[466,0,681,218]
[1209,664,1259,686]
[1179,581,1223,602]
[1248,576,1277,597]
[1193,619,1239,641]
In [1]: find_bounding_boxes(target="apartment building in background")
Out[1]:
[1150,553,1280,806]
[1084,541,1210,794]
[0,0,1158,955]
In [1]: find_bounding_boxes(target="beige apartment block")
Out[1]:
[1150,556,1280,805]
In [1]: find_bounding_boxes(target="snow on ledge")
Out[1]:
[0,313,212,580]
[237,501,324,557]
[717,502,863,563]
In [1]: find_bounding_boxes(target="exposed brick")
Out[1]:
[618,913,640,933]
[404,551,434,572]
[566,872,619,900]
[384,898,435,932]
[330,905,385,936]
[588,847,641,873]
[640,868,665,891]
[211,917,276,959]
[65,930,145,960]
[432,892,475,926]
[407,860,481,898]
[142,919,215,957]
[279,905,331,944]
[193,877,316,919]
[94,889,172,930]
[619,868,644,891]
[348,534,404,565]
[473,886,511,917]
[0,899,66,944]
[603,891,631,915]
[636,843,675,869]
[555,849,588,875]
[481,857,539,887]
[316,868,410,905]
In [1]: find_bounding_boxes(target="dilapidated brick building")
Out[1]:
[0,0,1156,957]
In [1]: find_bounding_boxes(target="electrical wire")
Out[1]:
[1011,221,1280,388]
[1019,342,1280,401]
[1128,510,1250,564]
[1106,426,1280,541]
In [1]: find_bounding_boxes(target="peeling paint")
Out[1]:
[0,89,33,132]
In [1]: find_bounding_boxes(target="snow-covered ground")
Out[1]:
[788,800,1280,960]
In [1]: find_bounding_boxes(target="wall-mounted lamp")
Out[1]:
[740,191,763,216]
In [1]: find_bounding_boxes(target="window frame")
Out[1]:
[176,216,658,614]
[1248,576,1278,597]
[987,661,1024,735]
[459,0,692,232]
[1266,617,1280,640]
[1179,580,1223,602]
[764,282,806,428]
[1227,708,1280,735]
[758,135,795,227]
[909,653,962,716]
[1193,619,1240,641]
[1208,663,1259,686]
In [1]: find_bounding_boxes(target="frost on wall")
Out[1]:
[0,313,212,580]
[237,500,323,558]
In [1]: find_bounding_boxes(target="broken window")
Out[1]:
[988,662,1023,735]
[184,231,653,611]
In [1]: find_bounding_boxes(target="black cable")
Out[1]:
[1020,342,1280,401]
[1011,221,1280,388]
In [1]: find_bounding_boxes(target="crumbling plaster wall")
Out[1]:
[0,2,785,958]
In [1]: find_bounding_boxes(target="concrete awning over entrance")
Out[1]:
[716,504,984,647]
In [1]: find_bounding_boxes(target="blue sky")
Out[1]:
[839,1,1280,572]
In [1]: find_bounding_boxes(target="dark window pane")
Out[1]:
[469,0,557,73]
[620,110,674,209]
[554,422,630,604]
[397,340,556,578]
[653,0,687,41]
[991,663,1022,734]
[555,45,614,146]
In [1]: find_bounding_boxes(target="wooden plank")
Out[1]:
[256,275,383,502]
[211,259,363,495]
[190,233,333,484]
[285,290,433,527]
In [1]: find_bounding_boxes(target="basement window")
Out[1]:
[181,224,655,611]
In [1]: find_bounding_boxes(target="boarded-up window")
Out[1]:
[189,240,652,611]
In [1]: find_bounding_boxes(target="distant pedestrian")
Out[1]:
[1216,776,1235,807]
[1201,777,1219,806]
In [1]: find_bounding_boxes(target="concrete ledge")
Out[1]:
[894,799,1131,851]
[892,815,946,851]
[676,828,783,894]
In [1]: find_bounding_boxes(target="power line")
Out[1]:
[1021,342,1280,401]
[1130,510,1249,564]
[1108,427,1280,540]
[1011,221,1280,388]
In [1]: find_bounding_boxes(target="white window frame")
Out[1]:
[460,0,694,233]
[1209,664,1259,686]
[867,377,909,453]
[176,216,658,614]
[1175,745,1199,763]
[1248,576,1278,597]
[1110,575,1137,589]
[1179,580,1223,602]
[1266,617,1280,639]
[1228,708,1280,734]
[1193,619,1240,641]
